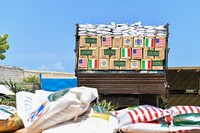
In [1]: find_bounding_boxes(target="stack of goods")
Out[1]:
[115,105,171,133]
[16,87,98,133]
[168,105,200,132]
[77,21,167,70]
[114,105,200,133]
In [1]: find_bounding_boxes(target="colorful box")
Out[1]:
[99,59,109,70]
[154,48,165,60]
[99,48,120,59]
[144,37,155,48]
[113,36,122,48]
[79,36,101,47]
[133,37,144,48]
[79,47,90,58]
[143,48,155,60]
[110,48,120,59]
[88,47,99,59]
[121,48,131,59]
[141,59,152,70]
[155,36,166,48]
[88,58,98,70]
[132,48,143,59]
[102,36,112,47]
[78,58,88,70]
[152,60,164,70]
[130,60,141,70]
[79,47,98,59]
[122,36,133,48]
[110,59,129,70]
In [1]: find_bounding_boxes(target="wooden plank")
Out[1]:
[77,72,166,95]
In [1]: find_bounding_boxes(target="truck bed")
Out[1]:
[77,71,167,95]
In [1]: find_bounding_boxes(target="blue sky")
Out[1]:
[0,0,200,72]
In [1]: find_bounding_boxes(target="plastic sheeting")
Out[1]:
[40,78,77,92]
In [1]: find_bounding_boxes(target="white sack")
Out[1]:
[16,86,98,133]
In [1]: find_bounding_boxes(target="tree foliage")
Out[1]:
[0,34,9,60]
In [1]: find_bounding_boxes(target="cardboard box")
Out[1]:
[99,48,120,59]
[79,36,101,47]
[122,36,133,48]
[88,47,99,59]
[110,59,129,70]
[133,37,144,48]
[121,48,131,59]
[78,58,88,70]
[88,58,98,70]
[141,59,152,70]
[152,60,164,70]
[110,48,120,59]
[79,47,89,58]
[130,60,141,70]
[155,36,166,48]
[154,48,165,60]
[144,37,155,48]
[113,36,122,48]
[143,48,155,60]
[79,47,98,59]
[102,36,112,47]
[99,59,109,70]
[132,48,143,59]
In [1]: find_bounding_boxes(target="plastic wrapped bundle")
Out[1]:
[0,105,24,132]
[173,113,200,126]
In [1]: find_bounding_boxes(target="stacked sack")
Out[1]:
[114,105,200,133]
[115,105,171,133]
[78,21,167,37]
[43,106,118,133]
[16,86,99,133]
[168,106,200,133]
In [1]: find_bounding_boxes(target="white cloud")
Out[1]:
[37,62,65,71]
[52,62,65,71]
[37,64,49,71]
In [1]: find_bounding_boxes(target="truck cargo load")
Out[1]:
[75,21,170,108]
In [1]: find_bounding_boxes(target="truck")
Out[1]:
[75,22,170,108]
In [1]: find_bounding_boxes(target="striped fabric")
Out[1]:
[115,105,170,127]
[169,106,200,116]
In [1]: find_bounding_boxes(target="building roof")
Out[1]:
[169,66,200,71]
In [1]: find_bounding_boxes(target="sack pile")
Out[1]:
[115,105,200,133]
[1,87,200,133]
[15,86,98,133]
[78,21,167,37]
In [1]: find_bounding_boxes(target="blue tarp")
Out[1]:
[40,78,77,92]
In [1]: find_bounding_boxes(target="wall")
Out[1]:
[0,65,23,82]
[0,65,75,83]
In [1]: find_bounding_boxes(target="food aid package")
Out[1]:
[0,105,23,132]
[115,105,171,128]
[42,106,118,133]
[119,122,169,133]
[168,105,200,132]
[16,86,98,133]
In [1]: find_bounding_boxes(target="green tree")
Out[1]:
[0,34,9,60]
